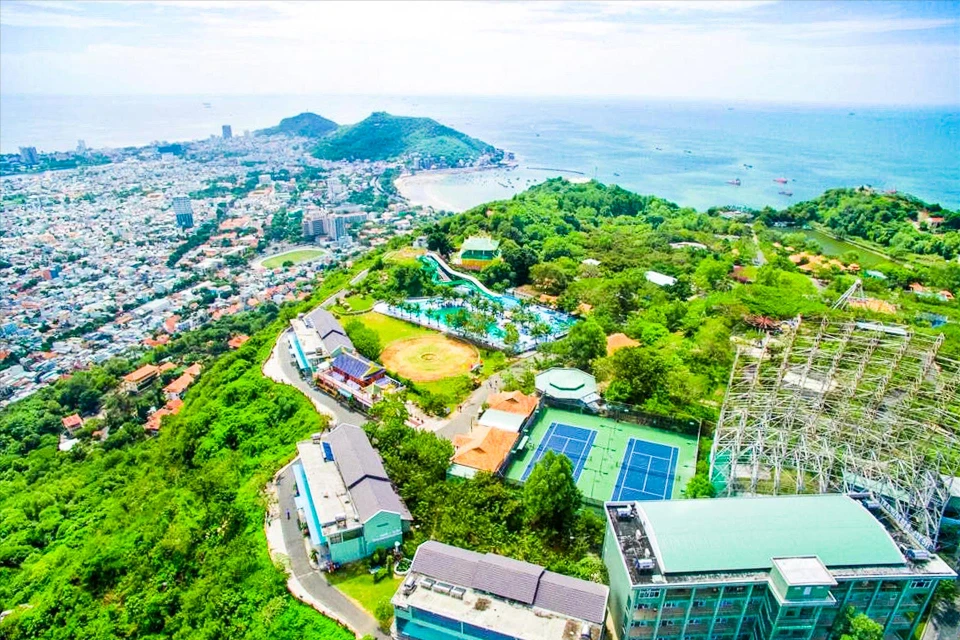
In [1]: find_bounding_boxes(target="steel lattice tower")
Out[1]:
[711,317,960,550]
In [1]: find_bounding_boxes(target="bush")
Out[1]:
[374,598,394,632]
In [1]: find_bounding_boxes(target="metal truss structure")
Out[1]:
[711,317,960,550]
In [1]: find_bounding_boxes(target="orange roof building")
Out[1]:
[145,399,184,432]
[185,363,202,377]
[122,364,160,392]
[606,333,639,356]
[451,426,518,475]
[486,391,539,418]
[62,414,83,434]
[158,362,177,373]
[228,334,250,349]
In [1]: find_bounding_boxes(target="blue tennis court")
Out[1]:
[520,422,596,482]
[611,438,679,501]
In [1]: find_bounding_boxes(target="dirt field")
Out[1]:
[380,335,478,382]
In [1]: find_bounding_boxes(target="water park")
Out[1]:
[373,253,575,352]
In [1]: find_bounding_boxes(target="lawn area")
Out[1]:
[327,562,402,617]
[353,312,511,411]
[352,311,436,344]
[383,246,426,266]
[262,249,327,269]
[331,294,376,314]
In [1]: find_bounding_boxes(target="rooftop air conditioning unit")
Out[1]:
[906,549,931,561]
[633,558,656,571]
[616,506,634,521]
[402,575,417,595]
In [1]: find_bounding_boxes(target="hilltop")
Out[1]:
[312,112,502,166]
[761,187,959,259]
[256,112,339,138]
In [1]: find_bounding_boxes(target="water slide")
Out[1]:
[423,252,501,299]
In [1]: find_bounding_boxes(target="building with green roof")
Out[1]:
[602,495,955,640]
[457,236,500,271]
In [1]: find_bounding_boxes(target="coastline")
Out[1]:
[395,163,590,212]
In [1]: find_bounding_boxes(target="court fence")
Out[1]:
[540,396,703,438]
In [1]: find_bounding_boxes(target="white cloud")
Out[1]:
[0,0,956,105]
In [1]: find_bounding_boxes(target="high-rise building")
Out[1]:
[602,495,956,640]
[19,147,39,165]
[172,195,194,229]
[77,140,87,153]
[221,125,233,139]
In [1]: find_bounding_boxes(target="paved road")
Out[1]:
[922,586,959,640]
[752,230,767,266]
[276,467,388,640]
[321,269,371,308]
[275,331,367,426]
[436,355,534,441]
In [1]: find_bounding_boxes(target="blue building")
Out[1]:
[172,195,194,229]
[292,423,411,566]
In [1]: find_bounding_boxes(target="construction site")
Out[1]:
[710,315,960,559]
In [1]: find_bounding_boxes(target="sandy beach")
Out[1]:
[395,164,591,213]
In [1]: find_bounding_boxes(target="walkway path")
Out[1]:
[266,465,388,639]
[262,329,367,426]
[321,269,371,309]
[436,354,535,441]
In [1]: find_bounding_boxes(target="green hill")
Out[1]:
[312,112,502,166]
[257,112,339,138]
[761,187,960,259]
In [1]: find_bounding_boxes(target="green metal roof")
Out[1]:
[535,368,598,400]
[637,495,905,574]
[461,237,500,252]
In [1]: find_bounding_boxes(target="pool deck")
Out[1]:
[505,407,699,505]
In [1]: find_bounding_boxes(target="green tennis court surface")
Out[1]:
[505,407,699,505]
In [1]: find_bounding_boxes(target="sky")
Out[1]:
[0,0,958,106]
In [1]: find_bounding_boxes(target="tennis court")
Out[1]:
[520,422,596,482]
[505,408,699,505]
[611,438,679,501]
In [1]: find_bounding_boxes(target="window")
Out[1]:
[693,599,707,607]
[664,601,681,609]
[638,589,661,599]
[802,587,812,596]
[910,580,932,589]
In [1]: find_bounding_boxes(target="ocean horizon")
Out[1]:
[2,94,957,212]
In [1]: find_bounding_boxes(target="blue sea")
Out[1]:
[1,94,957,211]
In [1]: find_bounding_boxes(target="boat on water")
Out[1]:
[774,177,789,184]
[779,190,793,196]
[743,164,753,169]
[727,178,741,186]
[655,147,663,151]
[683,150,692,154]
[613,172,620,177]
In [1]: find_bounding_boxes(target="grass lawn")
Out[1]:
[383,246,426,266]
[332,294,376,314]
[262,249,327,269]
[353,312,437,344]
[327,563,402,616]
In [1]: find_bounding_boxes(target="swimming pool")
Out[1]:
[375,254,575,352]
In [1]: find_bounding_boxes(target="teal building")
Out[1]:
[293,424,411,565]
[392,540,609,640]
[602,495,955,640]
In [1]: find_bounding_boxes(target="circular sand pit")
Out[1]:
[380,336,479,382]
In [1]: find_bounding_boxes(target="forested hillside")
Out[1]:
[313,112,502,165]
[256,112,339,138]
[763,187,960,259]
[0,277,356,640]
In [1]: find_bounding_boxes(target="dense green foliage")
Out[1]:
[313,112,502,165]
[365,400,606,582]
[256,112,338,138]
[0,279,357,640]
[831,607,884,640]
[522,451,582,538]
[344,319,382,360]
[767,187,960,259]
